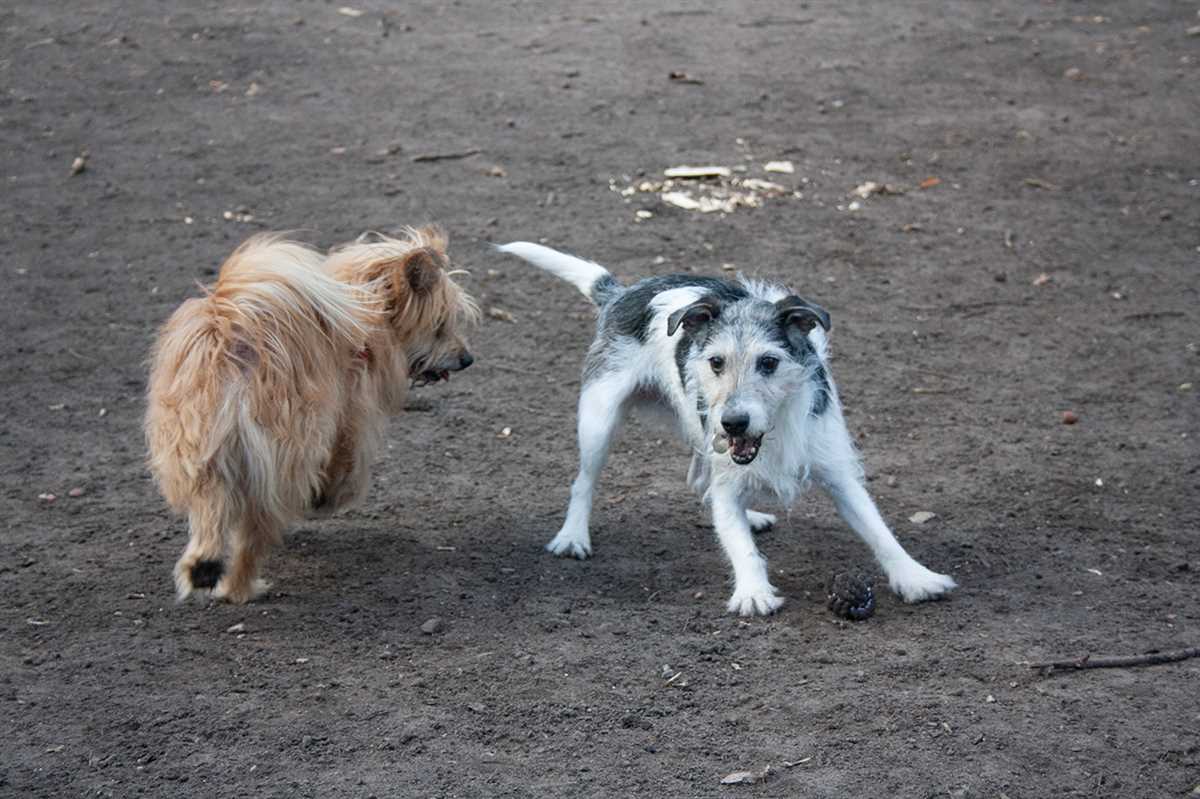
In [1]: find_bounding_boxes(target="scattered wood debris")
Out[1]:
[764,160,794,174]
[909,511,937,524]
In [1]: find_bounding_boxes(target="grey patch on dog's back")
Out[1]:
[602,275,748,342]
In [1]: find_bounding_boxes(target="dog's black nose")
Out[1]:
[721,412,750,437]
[458,351,474,370]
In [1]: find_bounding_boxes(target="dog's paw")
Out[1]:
[174,557,223,601]
[888,562,957,603]
[746,510,777,533]
[726,586,784,616]
[213,577,270,604]
[545,531,592,559]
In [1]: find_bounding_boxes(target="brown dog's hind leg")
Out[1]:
[214,510,281,604]
[174,498,230,600]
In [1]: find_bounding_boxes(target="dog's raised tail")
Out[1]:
[496,242,622,305]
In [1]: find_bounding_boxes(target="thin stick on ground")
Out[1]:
[410,148,481,163]
[1027,646,1200,673]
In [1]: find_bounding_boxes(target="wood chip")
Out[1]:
[918,176,941,189]
[663,165,731,179]
[764,160,795,174]
[909,511,937,524]
[721,766,770,784]
[661,191,702,211]
[487,307,515,322]
[337,7,364,17]
[70,153,87,175]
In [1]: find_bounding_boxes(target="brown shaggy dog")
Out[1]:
[145,227,477,603]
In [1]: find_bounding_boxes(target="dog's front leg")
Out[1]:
[818,461,956,603]
[710,482,783,616]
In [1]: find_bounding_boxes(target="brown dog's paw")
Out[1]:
[190,559,224,589]
[175,556,224,600]
[214,577,269,604]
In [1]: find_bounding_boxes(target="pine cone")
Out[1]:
[827,572,876,621]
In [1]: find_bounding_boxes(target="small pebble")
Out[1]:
[67,487,85,497]
[1062,411,1078,425]
[420,617,443,635]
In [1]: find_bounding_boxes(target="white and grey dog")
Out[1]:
[498,241,957,616]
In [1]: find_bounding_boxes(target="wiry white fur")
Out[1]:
[502,243,957,616]
[495,242,611,300]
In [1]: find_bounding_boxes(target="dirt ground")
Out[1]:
[2,1,1198,797]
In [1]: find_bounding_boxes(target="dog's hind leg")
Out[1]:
[214,508,281,604]
[816,450,956,603]
[546,372,636,559]
[174,497,231,601]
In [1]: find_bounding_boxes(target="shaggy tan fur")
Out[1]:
[145,227,477,603]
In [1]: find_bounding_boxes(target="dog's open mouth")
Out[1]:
[412,369,451,387]
[729,434,762,465]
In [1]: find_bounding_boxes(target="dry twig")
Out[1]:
[411,148,481,163]
[1027,646,1200,673]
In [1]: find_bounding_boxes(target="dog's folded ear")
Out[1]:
[775,295,830,346]
[667,296,722,337]
[402,247,445,296]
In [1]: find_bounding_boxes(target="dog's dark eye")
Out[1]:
[709,356,725,374]
[758,355,780,375]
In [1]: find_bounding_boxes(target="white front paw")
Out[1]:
[726,585,784,616]
[888,562,957,603]
[545,530,592,559]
